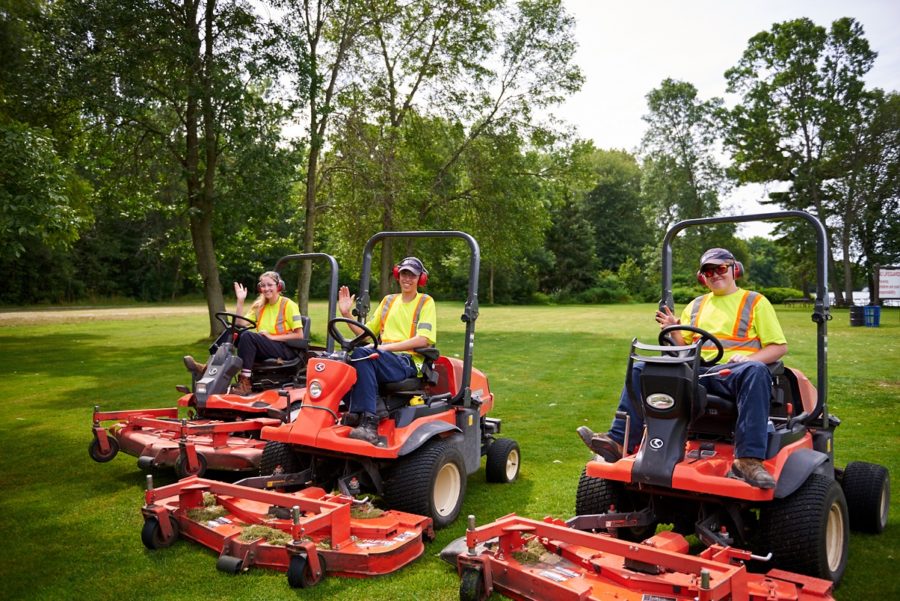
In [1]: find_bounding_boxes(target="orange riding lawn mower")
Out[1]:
[440,211,889,601]
[88,252,340,478]
[134,231,522,587]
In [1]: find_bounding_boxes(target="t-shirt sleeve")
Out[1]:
[286,300,303,332]
[753,296,787,346]
[365,297,386,334]
[416,296,437,345]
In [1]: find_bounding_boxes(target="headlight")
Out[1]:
[308,380,323,399]
[196,383,207,394]
[646,393,675,410]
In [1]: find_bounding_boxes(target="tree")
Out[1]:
[640,78,732,263]
[56,0,288,335]
[581,149,652,271]
[724,17,877,305]
[324,0,582,295]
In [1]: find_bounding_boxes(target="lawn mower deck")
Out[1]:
[90,387,300,476]
[444,514,835,601]
[141,475,433,587]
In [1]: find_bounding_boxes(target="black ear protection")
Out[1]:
[257,272,285,293]
[696,261,744,285]
[392,257,428,287]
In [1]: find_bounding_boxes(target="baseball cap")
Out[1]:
[397,257,425,276]
[699,248,736,267]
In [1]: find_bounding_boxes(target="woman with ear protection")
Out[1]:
[577,248,788,489]
[336,256,437,445]
[184,271,306,395]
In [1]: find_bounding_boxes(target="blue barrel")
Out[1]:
[864,305,881,327]
[849,305,864,327]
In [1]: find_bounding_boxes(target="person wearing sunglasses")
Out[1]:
[578,247,787,489]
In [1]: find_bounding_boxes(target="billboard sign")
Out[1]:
[879,266,900,299]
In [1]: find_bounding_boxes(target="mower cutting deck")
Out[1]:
[444,514,835,601]
[141,475,433,587]
[90,387,299,477]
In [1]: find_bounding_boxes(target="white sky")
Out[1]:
[556,0,900,236]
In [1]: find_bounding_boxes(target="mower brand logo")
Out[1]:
[649,437,664,450]
[209,367,218,375]
[314,362,325,372]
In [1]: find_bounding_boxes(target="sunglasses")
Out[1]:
[701,264,732,277]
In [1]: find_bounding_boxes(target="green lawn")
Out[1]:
[0,303,897,600]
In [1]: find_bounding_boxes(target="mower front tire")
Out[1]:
[141,516,180,550]
[88,436,119,463]
[260,441,302,475]
[841,461,890,534]
[384,438,466,529]
[486,438,520,483]
[758,473,849,583]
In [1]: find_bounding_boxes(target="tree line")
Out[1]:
[2,2,897,335]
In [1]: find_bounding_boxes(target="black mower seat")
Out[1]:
[379,347,440,394]
[690,361,787,435]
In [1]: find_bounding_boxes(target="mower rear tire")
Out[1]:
[287,553,323,588]
[758,473,849,583]
[89,436,119,463]
[260,441,301,476]
[575,468,656,542]
[174,452,207,478]
[141,516,180,550]
[384,438,466,529]
[459,567,487,601]
[216,554,243,574]
[841,461,890,533]
[486,438,520,483]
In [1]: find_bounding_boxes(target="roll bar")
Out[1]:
[659,211,830,426]
[355,231,481,407]
[274,253,340,353]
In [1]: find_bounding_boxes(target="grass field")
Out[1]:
[0,302,897,600]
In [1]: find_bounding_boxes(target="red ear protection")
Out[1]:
[697,262,744,285]
[392,258,428,287]
[257,272,285,293]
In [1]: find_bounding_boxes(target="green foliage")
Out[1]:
[756,287,806,304]
[571,273,631,304]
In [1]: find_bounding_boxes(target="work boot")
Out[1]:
[233,375,253,396]
[348,413,381,445]
[730,458,776,489]
[183,355,207,378]
[576,426,623,462]
[343,412,361,427]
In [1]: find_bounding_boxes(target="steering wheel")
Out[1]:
[328,317,379,353]
[658,324,724,367]
[215,311,257,336]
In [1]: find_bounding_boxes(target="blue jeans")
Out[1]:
[608,360,772,459]
[348,348,418,415]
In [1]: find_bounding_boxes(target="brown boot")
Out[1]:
[233,375,253,396]
[183,355,207,378]
[348,413,381,445]
[730,458,776,489]
[576,426,623,462]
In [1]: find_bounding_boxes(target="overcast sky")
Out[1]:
[557,0,900,151]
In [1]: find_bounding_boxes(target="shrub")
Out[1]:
[757,287,805,304]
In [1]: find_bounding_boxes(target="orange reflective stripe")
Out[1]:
[379,294,400,337]
[409,294,430,338]
[275,297,289,334]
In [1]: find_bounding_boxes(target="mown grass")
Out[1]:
[0,303,897,600]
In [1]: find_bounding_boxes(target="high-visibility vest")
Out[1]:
[379,293,431,342]
[688,290,763,354]
[256,297,292,335]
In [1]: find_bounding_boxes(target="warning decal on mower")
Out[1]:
[641,596,677,601]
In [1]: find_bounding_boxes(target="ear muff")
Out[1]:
[696,271,707,286]
[257,272,285,293]
[393,258,428,287]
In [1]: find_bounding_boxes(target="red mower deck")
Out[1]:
[448,514,835,601]
[141,476,434,587]
[90,393,290,476]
